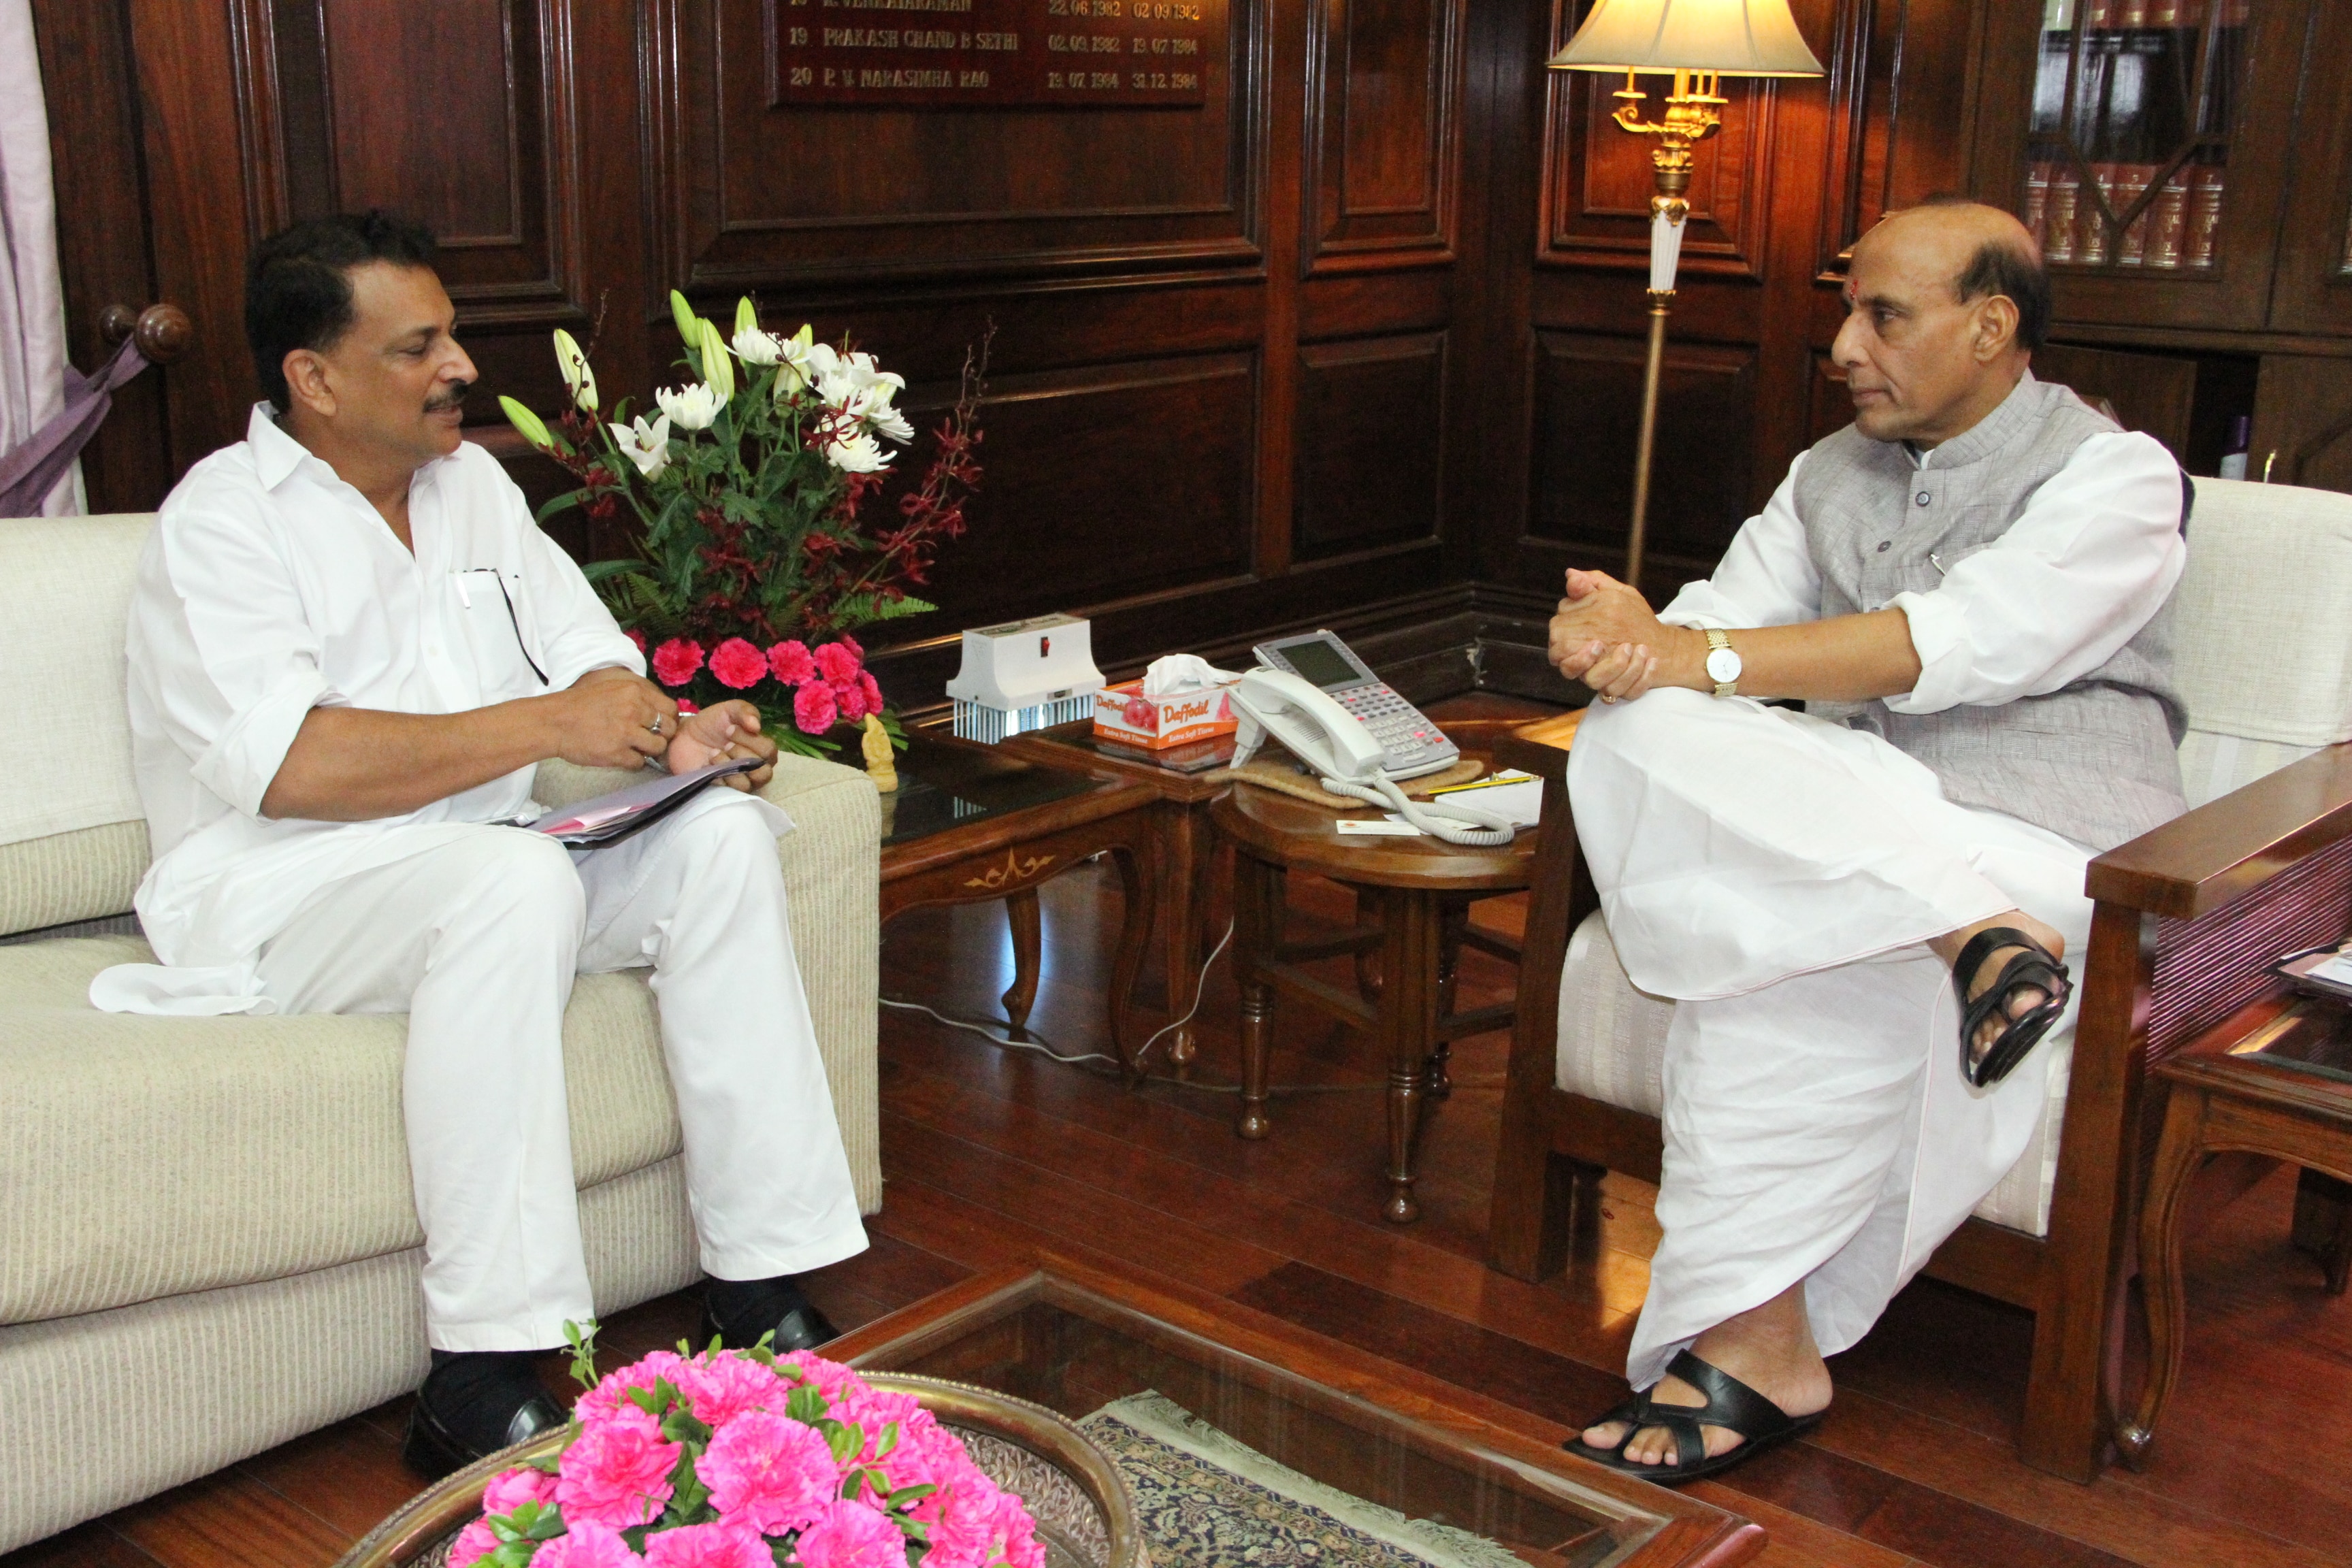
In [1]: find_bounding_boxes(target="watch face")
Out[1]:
[1706,646,1742,683]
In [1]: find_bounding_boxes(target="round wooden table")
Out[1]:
[1209,725,1536,1223]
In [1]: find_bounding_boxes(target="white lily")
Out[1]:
[655,381,726,431]
[609,413,672,478]
[774,325,818,400]
[866,404,915,444]
[552,329,597,412]
[822,425,894,474]
[732,325,784,365]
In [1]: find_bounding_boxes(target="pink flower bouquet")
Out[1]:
[451,1339,1045,1568]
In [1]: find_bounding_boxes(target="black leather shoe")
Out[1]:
[402,1352,568,1481]
[698,1282,840,1354]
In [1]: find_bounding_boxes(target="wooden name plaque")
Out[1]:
[773,0,1220,108]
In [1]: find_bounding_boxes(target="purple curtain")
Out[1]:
[0,0,76,519]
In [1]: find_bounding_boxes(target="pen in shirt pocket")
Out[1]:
[1929,553,1948,576]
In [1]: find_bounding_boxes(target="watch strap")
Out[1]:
[1705,628,1738,698]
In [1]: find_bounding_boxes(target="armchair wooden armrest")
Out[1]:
[2089,743,2352,917]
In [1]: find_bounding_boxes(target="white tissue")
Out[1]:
[1141,654,1241,696]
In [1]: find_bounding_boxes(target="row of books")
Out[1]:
[2023,160,2224,268]
[2042,0,2250,30]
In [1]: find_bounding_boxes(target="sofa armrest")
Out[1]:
[2089,742,2352,918]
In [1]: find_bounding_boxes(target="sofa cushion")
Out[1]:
[1556,911,2065,1237]
[0,935,681,1325]
[2172,479,2352,749]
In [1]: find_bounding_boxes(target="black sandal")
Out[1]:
[1953,926,2072,1089]
[1564,1351,1826,1484]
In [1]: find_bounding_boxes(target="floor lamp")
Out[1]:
[1548,0,1822,591]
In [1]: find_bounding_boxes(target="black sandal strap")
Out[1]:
[1663,1350,1799,1443]
[1636,1402,1711,1470]
[1951,927,2073,1088]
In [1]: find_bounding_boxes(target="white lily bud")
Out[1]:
[552,329,598,412]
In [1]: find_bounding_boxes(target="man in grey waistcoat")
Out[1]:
[1542,199,2187,1482]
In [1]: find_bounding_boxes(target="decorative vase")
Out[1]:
[331,1373,1145,1568]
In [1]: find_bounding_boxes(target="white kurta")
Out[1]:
[92,406,867,1347]
[1571,427,2186,1389]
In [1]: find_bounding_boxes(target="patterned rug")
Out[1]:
[1078,1392,1529,1568]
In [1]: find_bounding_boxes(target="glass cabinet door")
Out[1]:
[2268,0,2352,335]
[1970,0,2311,329]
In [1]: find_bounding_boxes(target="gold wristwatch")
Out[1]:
[1704,629,1742,698]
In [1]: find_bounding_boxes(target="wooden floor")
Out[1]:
[14,694,2352,1568]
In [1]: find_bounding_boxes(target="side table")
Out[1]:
[880,732,1160,1064]
[1209,726,1535,1224]
[2116,996,2352,1466]
[998,722,1234,1077]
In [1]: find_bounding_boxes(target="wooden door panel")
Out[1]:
[651,0,1266,293]
[1526,330,1757,576]
[1818,0,1984,276]
[2268,0,2352,334]
[1304,0,1465,273]
[1294,331,1445,559]
[2253,355,2352,496]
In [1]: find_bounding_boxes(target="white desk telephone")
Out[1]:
[1228,632,1516,847]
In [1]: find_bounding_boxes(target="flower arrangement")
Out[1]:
[501,295,984,756]
[448,1328,1045,1568]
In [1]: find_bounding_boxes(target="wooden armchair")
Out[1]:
[1484,478,2352,1482]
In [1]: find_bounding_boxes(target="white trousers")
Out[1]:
[1567,691,2093,1388]
[252,791,868,1352]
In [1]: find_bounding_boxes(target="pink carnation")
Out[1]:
[576,1350,691,1424]
[641,1521,771,1568]
[447,1518,501,1568]
[702,1409,840,1533]
[709,637,769,690]
[557,1406,682,1529]
[794,681,839,736]
[777,1350,867,1406]
[858,672,883,715]
[834,678,871,725]
[535,1522,649,1568]
[768,640,817,685]
[813,640,862,685]
[675,1352,788,1428]
[625,627,647,653]
[838,633,864,662]
[651,638,706,687]
[833,1388,930,1467]
[483,1463,560,1517]
[923,1478,1039,1568]
[676,700,700,717]
[793,1498,911,1568]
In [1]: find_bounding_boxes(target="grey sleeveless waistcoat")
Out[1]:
[1794,373,2187,852]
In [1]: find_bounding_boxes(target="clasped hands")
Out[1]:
[555,668,779,791]
[1547,568,1701,704]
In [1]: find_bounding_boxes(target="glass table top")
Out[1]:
[842,1269,1752,1568]
[879,734,1109,850]
[2227,1000,2352,1090]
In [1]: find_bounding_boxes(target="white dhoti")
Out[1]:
[1567,689,2092,1388]
[245,789,868,1352]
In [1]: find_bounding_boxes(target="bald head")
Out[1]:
[1832,199,2046,446]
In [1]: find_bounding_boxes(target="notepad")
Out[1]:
[532,759,760,847]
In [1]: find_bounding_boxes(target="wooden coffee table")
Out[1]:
[881,731,1159,1064]
[830,1254,1765,1568]
[1211,722,1536,1224]
[999,721,1237,1078]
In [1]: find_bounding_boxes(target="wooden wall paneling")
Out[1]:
[29,0,172,514]
[2251,355,2352,494]
[2032,342,2198,461]
[651,0,1271,294]
[1815,0,1986,276]
[1524,329,1757,581]
[1292,331,1446,559]
[1303,0,1466,274]
[1807,350,1850,447]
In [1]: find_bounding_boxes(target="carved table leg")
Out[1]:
[1354,885,1383,1002]
[1000,887,1042,1041]
[1377,886,1443,1224]
[2116,1081,2212,1470]
[1428,901,1468,1100]
[1156,800,1206,1079]
[1107,843,1155,1077]
[1235,851,1282,1140]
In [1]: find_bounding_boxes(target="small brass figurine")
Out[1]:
[861,713,898,793]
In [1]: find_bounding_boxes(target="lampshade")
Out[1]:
[1548,0,1824,77]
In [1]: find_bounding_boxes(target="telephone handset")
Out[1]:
[1230,665,1516,847]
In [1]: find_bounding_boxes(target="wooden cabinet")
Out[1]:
[1966,0,2352,489]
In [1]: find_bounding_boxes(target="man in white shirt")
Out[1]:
[1544,199,2187,1481]
[95,212,868,1476]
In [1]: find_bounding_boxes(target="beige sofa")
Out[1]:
[0,512,884,1553]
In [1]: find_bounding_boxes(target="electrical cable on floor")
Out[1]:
[883,917,1505,1096]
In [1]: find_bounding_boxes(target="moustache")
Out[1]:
[424,380,474,414]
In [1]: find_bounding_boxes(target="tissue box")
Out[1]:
[1093,676,1241,749]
